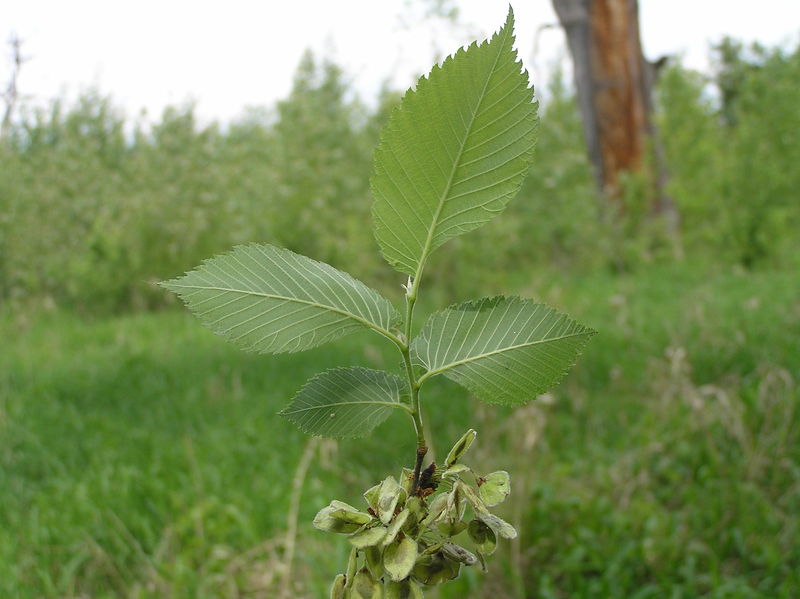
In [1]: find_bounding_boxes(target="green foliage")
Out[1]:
[162,243,399,354]
[510,71,600,266]
[371,9,538,276]
[655,64,721,249]
[280,368,409,438]
[0,52,381,311]
[269,51,377,266]
[412,297,594,405]
[2,33,798,310]
[163,8,591,593]
[657,42,800,267]
[718,42,800,267]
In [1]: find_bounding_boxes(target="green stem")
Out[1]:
[400,280,428,494]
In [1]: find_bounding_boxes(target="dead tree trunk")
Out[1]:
[551,0,676,221]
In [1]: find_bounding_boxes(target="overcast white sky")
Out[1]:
[2,0,799,124]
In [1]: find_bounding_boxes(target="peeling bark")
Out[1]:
[552,0,677,222]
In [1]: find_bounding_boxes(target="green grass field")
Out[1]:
[2,264,798,598]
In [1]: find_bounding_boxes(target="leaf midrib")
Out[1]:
[417,329,592,385]
[412,25,511,286]
[280,400,412,415]
[167,283,398,342]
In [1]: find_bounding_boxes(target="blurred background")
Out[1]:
[1,0,798,597]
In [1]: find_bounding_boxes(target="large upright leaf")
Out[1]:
[371,8,538,276]
[412,297,595,405]
[279,367,409,438]
[162,244,400,354]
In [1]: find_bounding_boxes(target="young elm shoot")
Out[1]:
[163,8,594,597]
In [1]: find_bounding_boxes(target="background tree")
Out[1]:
[550,0,675,226]
[1,33,25,139]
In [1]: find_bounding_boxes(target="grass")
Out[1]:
[1,263,798,598]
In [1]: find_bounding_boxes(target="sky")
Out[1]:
[2,0,799,125]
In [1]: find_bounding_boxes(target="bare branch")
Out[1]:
[2,33,28,137]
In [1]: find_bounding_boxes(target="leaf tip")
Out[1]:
[158,277,181,292]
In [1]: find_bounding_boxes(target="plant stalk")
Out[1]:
[402,281,428,494]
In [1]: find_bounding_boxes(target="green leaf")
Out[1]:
[162,244,400,354]
[352,569,382,599]
[279,368,409,438]
[313,500,372,534]
[384,537,418,582]
[399,467,415,496]
[385,580,424,599]
[420,493,449,527]
[441,464,471,479]
[350,526,388,549]
[438,520,468,537]
[444,485,467,522]
[442,543,478,566]
[404,496,424,522]
[476,550,488,573]
[330,574,347,599]
[476,512,517,540]
[364,481,382,511]
[346,547,359,588]
[455,482,487,516]
[460,485,516,540]
[467,519,497,555]
[365,545,384,580]
[412,553,461,585]
[412,296,595,405]
[444,429,477,468]
[377,475,406,525]
[371,8,538,277]
[382,508,411,546]
[479,471,511,506]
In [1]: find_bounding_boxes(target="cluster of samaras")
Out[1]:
[318,431,514,598]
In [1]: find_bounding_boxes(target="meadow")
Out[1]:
[2,29,799,599]
[3,263,798,598]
